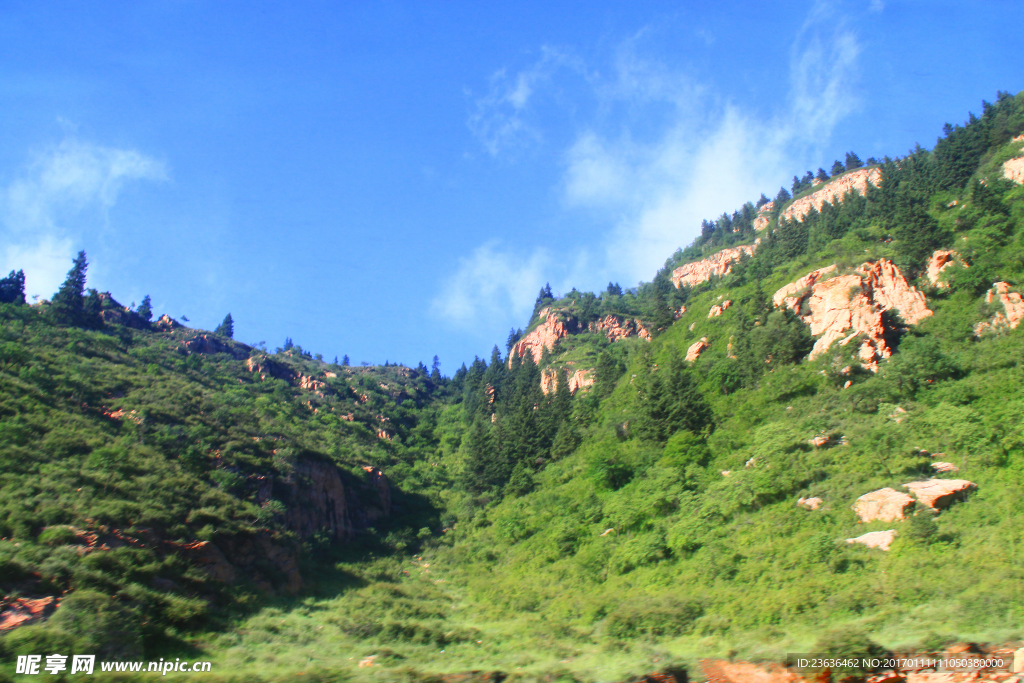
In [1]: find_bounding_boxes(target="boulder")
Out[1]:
[853,487,916,522]
[753,201,774,230]
[797,496,823,510]
[671,242,759,288]
[685,337,709,362]
[902,478,976,510]
[780,167,882,223]
[707,300,732,318]
[931,461,959,473]
[846,529,897,551]
[1002,135,1024,184]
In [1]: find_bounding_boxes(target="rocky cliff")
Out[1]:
[670,242,759,289]
[926,249,961,288]
[539,367,594,395]
[780,167,881,224]
[774,259,931,370]
[1002,134,1024,184]
[974,282,1024,335]
[510,308,649,366]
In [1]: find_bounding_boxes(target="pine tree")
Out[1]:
[756,193,770,208]
[215,313,234,338]
[343,354,350,366]
[0,269,26,305]
[136,295,153,322]
[50,251,89,325]
[816,168,829,182]
[831,160,846,176]
[606,282,622,296]
[284,337,294,351]
[845,151,863,170]
[774,187,791,205]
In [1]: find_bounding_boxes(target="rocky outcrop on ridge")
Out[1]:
[510,308,650,366]
[926,249,961,288]
[588,314,652,341]
[246,355,332,395]
[797,496,823,510]
[753,201,775,231]
[847,529,896,551]
[780,167,882,224]
[974,282,1024,336]
[510,308,579,365]
[853,487,916,522]
[685,337,709,362]
[180,333,251,359]
[774,259,932,370]
[671,243,758,288]
[902,478,975,510]
[155,314,182,331]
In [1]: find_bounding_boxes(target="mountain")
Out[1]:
[3,91,1024,682]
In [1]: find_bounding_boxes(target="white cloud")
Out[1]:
[431,243,554,329]
[444,6,863,328]
[0,137,166,298]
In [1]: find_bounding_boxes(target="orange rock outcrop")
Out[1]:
[0,597,57,632]
[975,282,1024,335]
[154,314,181,331]
[540,368,594,395]
[589,314,652,341]
[671,243,758,288]
[699,659,804,683]
[780,167,881,224]
[774,259,932,370]
[753,201,775,231]
[926,249,960,288]
[685,337,709,362]
[707,300,732,318]
[510,308,576,365]
[902,478,976,510]
[797,496,823,510]
[853,487,915,523]
[1002,134,1024,184]
[847,529,896,551]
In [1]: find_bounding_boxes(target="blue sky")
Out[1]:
[0,1,1020,371]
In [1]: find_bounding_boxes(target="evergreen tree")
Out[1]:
[606,282,622,296]
[0,269,26,305]
[634,353,712,443]
[215,314,234,338]
[816,168,829,182]
[343,354,351,366]
[506,328,521,353]
[830,160,846,175]
[50,251,90,325]
[756,193,770,208]
[774,187,791,205]
[845,151,863,170]
[136,295,153,322]
[284,337,294,350]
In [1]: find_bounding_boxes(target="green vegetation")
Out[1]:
[3,91,1024,682]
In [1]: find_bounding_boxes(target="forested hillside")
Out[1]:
[3,91,1024,682]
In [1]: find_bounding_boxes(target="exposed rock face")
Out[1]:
[932,461,959,473]
[360,466,392,524]
[247,355,296,382]
[774,259,932,370]
[588,314,651,341]
[780,167,882,223]
[902,478,976,510]
[0,597,57,632]
[155,314,181,331]
[685,337,709,362]
[847,529,896,551]
[771,265,838,308]
[975,282,1024,335]
[278,456,351,541]
[797,496,823,510]
[853,487,916,522]
[671,242,758,288]
[707,300,732,318]
[181,334,251,359]
[540,368,595,395]
[510,308,578,365]
[926,249,960,288]
[753,201,775,231]
[177,541,238,583]
[1002,135,1024,184]
[699,659,803,683]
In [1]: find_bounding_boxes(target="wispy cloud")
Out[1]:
[430,243,555,329]
[0,137,167,297]
[441,6,862,330]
